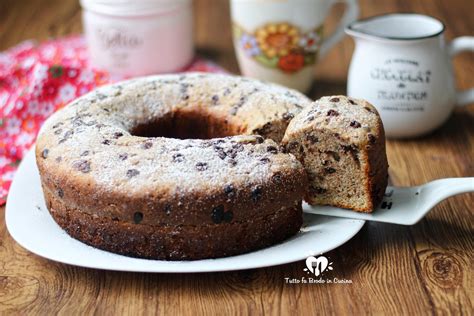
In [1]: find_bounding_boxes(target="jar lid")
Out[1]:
[80,0,192,17]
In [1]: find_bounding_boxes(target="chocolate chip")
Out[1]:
[350,120,361,128]
[327,109,339,116]
[114,132,124,139]
[54,129,62,135]
[287,141,299,151]
[119,153,128,160]
[228,159,237,166]
[102,139,111,145]
[133,212,143,224]
[232,143,244,152]
[260,157,270,164]
[329,97,340,102]
[256,136,264,144]
[164,204,172,215]
[364,106,374,113]
[230,107,238,115]
[59,130,73,144]
[211,205,225,224]
[227,149,237,159]
[126,169,140,178]
[172,153,184,162]
[342,144,360,166]
[310,186,327,194]
[57,188,64,198]
[80,150,89,157]
[195,162,208,171]
[282,112,294,120]
[251,185,263,202]
[254,122,272,136]
[212,139,225,145]
[235,96,247,108]
[211,95,219,104]
[180,83,191,100]
[305,115,314,122]
[368,134,376,144]
[41,149,49,159]
[306,135,319,144]
[325,167,336,174]
[72,118,84,127]
[267,146,278,154]
[272,172,282,184]
[349,99,357,105]
[223,210,233,223]
[73,160,91,173]
[224,184,235,198]
[143,141,153,149]
[216,150,226,160]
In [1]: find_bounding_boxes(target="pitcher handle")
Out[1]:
[448,36,474,106]
[319,0,359,58]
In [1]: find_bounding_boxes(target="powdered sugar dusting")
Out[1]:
[36,73,308,198]
[286,95,382,144]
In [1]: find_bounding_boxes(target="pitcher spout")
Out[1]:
[345,13,445,42]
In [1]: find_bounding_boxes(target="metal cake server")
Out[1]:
[303,177,474,225]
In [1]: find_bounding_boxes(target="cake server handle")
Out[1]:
[419,177,474,212]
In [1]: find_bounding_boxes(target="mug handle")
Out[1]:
[448,36,474,106]
[319,0,359,58]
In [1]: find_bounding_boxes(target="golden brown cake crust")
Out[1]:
[47,195,303,260]
[36,73,311,260]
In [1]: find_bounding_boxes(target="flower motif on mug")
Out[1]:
[255,23,299,58]
[234,23,323,73]
[299,31,321,53]
[240,34,261,57]
[278,53,305,73]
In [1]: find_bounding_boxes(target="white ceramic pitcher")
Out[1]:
[346,14,474,138]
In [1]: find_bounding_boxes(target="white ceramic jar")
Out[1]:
[80,0,194,77]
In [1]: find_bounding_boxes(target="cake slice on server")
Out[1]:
[282,96,389,212]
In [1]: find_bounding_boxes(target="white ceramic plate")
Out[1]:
[6,149,365,273]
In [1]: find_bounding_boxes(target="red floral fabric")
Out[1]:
[0,35,227,205]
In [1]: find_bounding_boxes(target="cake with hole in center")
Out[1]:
[35,73,312,260]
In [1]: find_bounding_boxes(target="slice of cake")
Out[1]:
[282,96,388,212]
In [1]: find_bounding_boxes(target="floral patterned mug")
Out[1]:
[231,0,359,92]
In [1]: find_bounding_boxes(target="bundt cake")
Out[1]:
[282,96,388,212]
[36,73,312,260]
